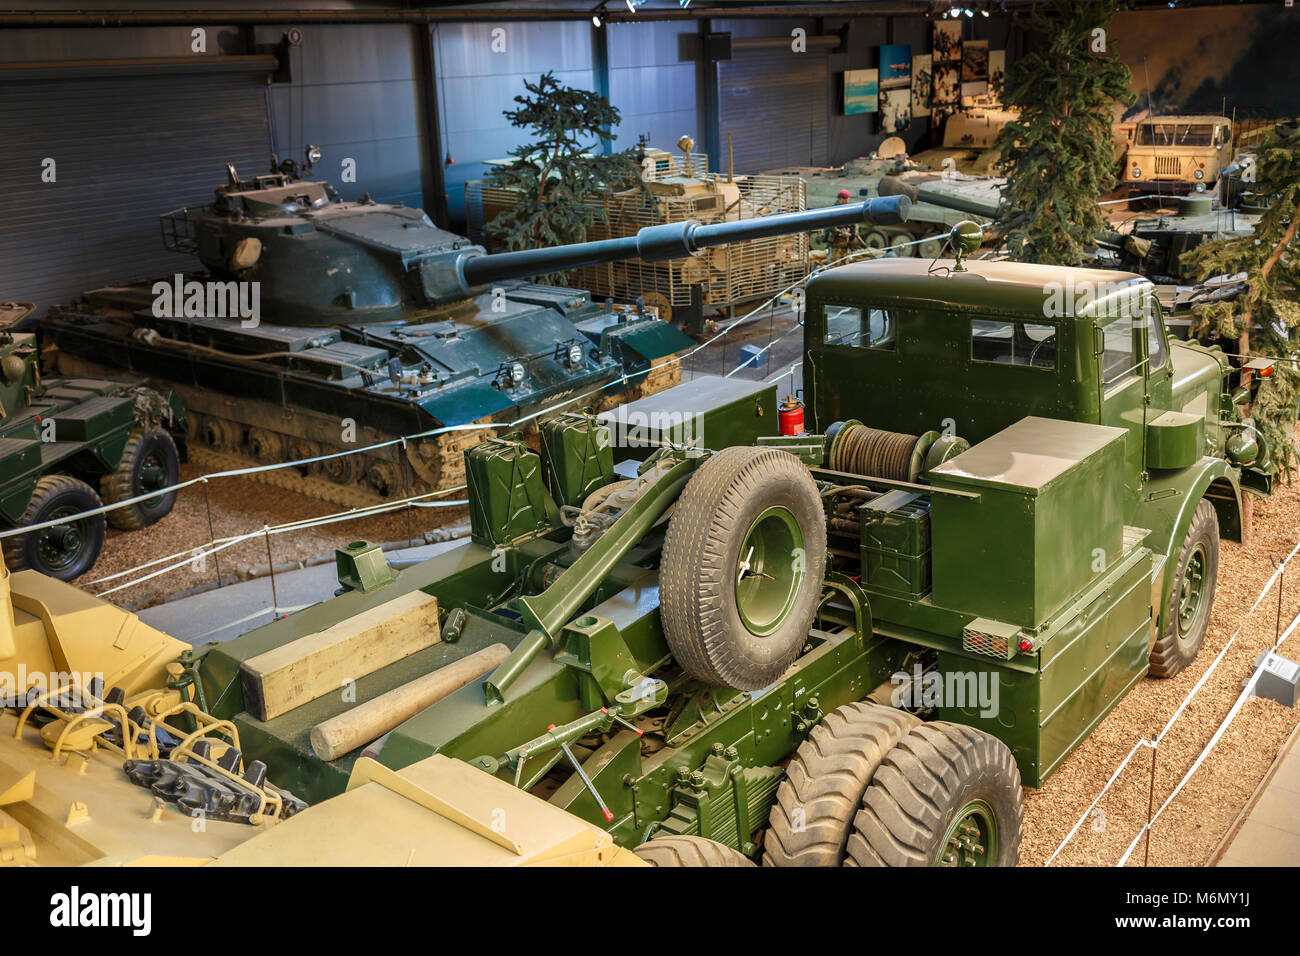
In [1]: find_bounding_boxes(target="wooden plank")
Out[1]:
[239,590,440,721]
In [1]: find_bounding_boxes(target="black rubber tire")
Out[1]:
[633,835,754,867]
[3,475,106,581]
[100,427,180,531]
[763,702,920,866]
[660,446,827,690]
[846,721,1023,867]
[1149,498,1219,679]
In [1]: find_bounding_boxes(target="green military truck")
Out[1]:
[179,213,1273,867]
[0,302,185,580]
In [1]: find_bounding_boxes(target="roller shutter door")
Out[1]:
[717,47,829,172]
[0,69,271,314]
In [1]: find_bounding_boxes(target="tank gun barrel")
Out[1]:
[879,175,1002,221]
[456,195,911,291]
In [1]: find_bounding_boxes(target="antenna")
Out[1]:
[727,132,734,183]
[1143,58,1155,119]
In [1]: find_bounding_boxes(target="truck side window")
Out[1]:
[1144,307,1168,372]
[1101,316,1140,387]
[970,319,1056,369]
[824,305,897,351]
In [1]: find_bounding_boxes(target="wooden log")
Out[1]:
[309,643,509,761]
[240,590,440,721]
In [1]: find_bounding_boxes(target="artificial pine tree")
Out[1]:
[484,72,645,277]
[994,0,1135,265]
[1182,121,1300,476]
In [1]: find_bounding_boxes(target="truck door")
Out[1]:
[1098,312,1149,505]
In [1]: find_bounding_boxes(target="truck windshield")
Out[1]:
[1136,123,1215,147]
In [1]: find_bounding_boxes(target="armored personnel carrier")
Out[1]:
[0,302,183,581]
[40,161,866,507]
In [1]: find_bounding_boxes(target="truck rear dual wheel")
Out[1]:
[846,722,1023,867]
[1149,498,1219,679]
[660,446,827,691]
[3,475,106,581]
[101,427,180,530]
[764,702,921,866]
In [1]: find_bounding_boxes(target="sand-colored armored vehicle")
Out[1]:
[470,143,809,335]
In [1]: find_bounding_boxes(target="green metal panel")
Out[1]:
[929,417,1128,626]
[596,375,777,461]
[1145,410,1204,469]
[939,544,1155,786]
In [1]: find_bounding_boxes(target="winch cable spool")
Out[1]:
[827,420,928,483]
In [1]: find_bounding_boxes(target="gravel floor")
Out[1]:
[80,462,469,609]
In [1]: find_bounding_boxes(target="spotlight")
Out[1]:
[964,7,974,16]
[592,14,602,26]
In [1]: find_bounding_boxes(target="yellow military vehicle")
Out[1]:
[1122,115,1234,194]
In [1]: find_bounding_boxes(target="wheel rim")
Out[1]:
[138,453,169,508]
[936,799,998,867]
[735,506,805,636]
[35,507,91,573]
[1177,543,1208,634]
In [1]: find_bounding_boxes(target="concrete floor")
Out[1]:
[1215,722,1300,866]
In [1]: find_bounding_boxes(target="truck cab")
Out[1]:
[1122,115,1234,193]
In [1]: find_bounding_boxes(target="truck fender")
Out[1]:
[1139,458,1240,629]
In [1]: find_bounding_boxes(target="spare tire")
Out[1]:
[660,446,826,690]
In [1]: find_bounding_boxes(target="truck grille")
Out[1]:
[1154,154,1183,177]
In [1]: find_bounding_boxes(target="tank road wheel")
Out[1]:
[859,229,891,257]
[846,722,1023,867]
[247,428,287,465]
[916,233,948,259]
[289,439,322,476]
[100,427,180,530]
[763,702,920,866]
[1149,498,1219,679]
[3,476,106,581]
[633,835,754,867]
[201,417,240,454]
[660,446,826,690]
[320,452,361,486]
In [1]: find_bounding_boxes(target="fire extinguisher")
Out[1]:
[778,394,805,436]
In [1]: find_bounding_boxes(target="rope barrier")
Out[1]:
[1047,536,1300,865]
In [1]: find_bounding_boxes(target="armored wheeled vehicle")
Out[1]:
[40,161,876,507]
[0,302,183,581]
[145,216,1273,866]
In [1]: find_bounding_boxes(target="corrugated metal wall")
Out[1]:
[608,21,698,157]
[717,46,830,171]
[0,70,270,314]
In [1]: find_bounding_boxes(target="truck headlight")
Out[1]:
[1131,166,1142,179]
[1194,168,1205,180]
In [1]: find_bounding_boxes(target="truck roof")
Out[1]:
[1142,115,1230,125]
[808,257,1152,321]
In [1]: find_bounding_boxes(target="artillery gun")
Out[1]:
[0,302,183,580]
[40,160,883,507]
[146,214,1273,866]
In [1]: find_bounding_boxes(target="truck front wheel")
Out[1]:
[633,835,754,867]
[1149,498,1219,679]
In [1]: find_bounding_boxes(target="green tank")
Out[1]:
[0,302,184,580]
[39,160,897,506]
